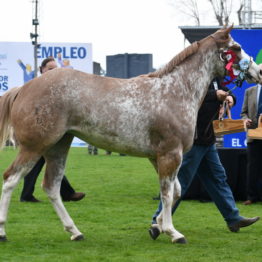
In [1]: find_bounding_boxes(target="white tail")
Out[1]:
[0,87,20,149]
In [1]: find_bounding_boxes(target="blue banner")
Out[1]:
[223,29,262,148]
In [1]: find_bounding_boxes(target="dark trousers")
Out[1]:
[246,140,262,202]
[152,144,242,226]
[20,156,75,201]
[88,144,98,155]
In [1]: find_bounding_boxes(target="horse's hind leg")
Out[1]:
[0,151,41,241]
[155,150,186,243]
[43,134,83,241]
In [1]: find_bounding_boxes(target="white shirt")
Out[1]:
[257,84,262,106]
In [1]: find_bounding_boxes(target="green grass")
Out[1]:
[0,147,261,262]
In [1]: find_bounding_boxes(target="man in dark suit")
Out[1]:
[241,65,262,205]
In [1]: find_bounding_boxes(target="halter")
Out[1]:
[210,34,253,90]
[236,56,253,86]
[220,49,253,88]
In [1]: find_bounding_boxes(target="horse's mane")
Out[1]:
[147,41,199,78]
[147,26,232,78]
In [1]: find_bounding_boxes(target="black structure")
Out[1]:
[93,61,101,75]
[179,25,262,43]
[106,53,153,78]
[179,25,221,43]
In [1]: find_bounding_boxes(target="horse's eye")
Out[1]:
[246,72,252,79]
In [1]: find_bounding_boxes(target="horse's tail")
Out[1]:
[0,87,21,149]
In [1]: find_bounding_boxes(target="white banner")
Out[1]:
[0,41,93,147]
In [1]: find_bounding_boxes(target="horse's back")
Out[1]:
[9,68,194,156]
[9,69,151,154]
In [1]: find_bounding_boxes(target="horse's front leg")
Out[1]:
[43,156,84,241]
[43,134,83,241]
[156,151,186,243]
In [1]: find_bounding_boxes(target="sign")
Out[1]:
[0,41,93,147]
[223,29,262,148]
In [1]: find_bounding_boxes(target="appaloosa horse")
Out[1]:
[0,25,261,243]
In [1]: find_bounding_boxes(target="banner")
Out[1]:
[0,42,92,147]
[222,29,262,148]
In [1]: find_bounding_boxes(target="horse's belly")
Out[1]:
[70,128,154,158]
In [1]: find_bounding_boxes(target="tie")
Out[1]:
[258,85,262,117]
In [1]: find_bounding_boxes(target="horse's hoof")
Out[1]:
[71,234,84,241]
[172,237,187,244]
[0,235,7,242]
[148,226,160,240]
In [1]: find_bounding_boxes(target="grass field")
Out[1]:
[0,147,261,262]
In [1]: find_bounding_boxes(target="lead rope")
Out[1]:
[219,101,230,120]
[201,100,230,141]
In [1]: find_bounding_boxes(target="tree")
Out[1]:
[208,0,233,25]
[170,0,246,26]
[174,0,200,26]
[236,0,245,25]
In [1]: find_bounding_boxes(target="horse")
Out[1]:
[0,25,261,243]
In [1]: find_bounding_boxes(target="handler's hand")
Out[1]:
[216,90,228,102]
[244,118,252,128]
[225,96,234,108]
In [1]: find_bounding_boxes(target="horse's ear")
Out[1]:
[224,24,234,35]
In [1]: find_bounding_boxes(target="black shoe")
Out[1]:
[63,192,86,202]
[20,196,41,203]
[242,200,253,205]
[228,216,260,232]
[148,225,160,240]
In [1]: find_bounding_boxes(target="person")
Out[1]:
[20,57,85,202]
[57,53,73,69]
[149,77,260,240]
[105,151,126,156]
[88,144,98,155]
[241,64,262,205]
[17,59,35,83]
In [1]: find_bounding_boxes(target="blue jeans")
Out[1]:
[152,144,243,226]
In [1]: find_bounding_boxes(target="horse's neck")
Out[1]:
[168,47,218,107]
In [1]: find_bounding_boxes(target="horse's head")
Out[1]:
[211,25,262,85]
